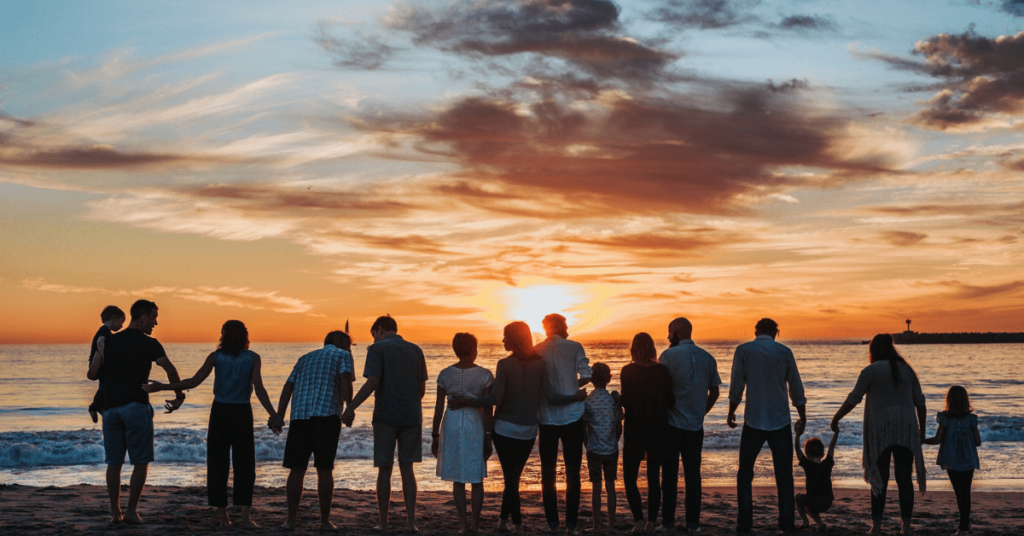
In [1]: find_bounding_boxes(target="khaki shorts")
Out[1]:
[373,423,422,467]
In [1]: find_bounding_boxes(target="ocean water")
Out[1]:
[1,340,1022,492]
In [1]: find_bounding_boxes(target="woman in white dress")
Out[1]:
[431,332,494,534]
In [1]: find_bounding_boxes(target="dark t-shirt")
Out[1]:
[363,334,427,427]
[89,325,113,365]
[102,328,166,409]
[800,454,835,497]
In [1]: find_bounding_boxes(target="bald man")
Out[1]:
[657,317,721,532]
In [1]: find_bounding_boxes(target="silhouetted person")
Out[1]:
[273,331,354,530]
[535,313,592,535]
[583,362,622,533]
[923,385,982,536]
[728,318,806,533]
[343,316,428,533]
[658,317,721,532]
[620,333,674,534]
[87,305,125,423]
[831,334,927,536]
[430,332,494,535]
[143,320,278,528]
[794,428,839,532]
[88,299,185,525]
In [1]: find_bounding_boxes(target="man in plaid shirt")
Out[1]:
[272,331,354,530]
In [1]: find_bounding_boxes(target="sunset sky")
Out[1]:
[2,0,1022,344]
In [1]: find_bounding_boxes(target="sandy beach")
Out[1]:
[2,484,1021,535]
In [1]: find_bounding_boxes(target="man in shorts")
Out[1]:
[343,316,427,533]
[273,331,354,531]
[94,299,185,525]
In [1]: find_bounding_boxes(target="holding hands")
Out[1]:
[341,407,355,428]
[268,414,284,435]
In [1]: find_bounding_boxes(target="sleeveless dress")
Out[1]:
[935,412,980,471]
[436,365,494,483]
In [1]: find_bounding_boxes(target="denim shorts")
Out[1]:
[102,402,155,465]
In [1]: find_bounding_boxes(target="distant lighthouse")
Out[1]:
[905,319,912,334]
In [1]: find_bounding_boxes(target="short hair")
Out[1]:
[945,385,973,419]
[803,437,825,458]
[100,305,125,322]
[371,315,398,333]
[630,332,658,364]
[542,314,569,338]
[452,332,478,359]
[591,362,611,388]
[218,320,250,356]
[129,300,158,322]
[669,317,692,336]
[754,318,779,336]
[325,330,351,349]
[504,321,534,355]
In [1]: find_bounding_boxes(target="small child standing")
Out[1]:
[86,305,125,423]
[583,362,623,533]
[924,385,981,536]
[794,428,839,533]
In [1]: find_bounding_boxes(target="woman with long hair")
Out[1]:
[452,322,584,535]
[830,334,927,536]
[619,332,675,533]
[144,320,277,528]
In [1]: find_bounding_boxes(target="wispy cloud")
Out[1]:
[23,279,314,315]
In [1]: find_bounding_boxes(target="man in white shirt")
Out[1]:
[535,314,592,534]
[658,317,721,532]
[728,318,806,534]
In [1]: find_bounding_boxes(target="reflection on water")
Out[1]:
[2,341,1023,490]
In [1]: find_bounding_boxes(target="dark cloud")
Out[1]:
[746,287,770,294]
[1002,0,1024,17]
[315,23,395,70]
[867,201,1024,218]
[559,229,741,257]
[777,14,837,32]
[939,279,1024,300]
[354,79,892,216]
[0,144,198,169]
[387,0,677,81]
[876,30,1024,129]
[880,230,928,246]
[177,183,416,216]
[0,111,36,127]
[650,0,760,29]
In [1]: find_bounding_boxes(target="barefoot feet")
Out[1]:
[123,510,144,525]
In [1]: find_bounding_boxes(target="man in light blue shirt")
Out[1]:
[535,313,592,534]
[658,317,721,532]
[728,318,806,533]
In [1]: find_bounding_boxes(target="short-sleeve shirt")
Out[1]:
[89,325,113,365]
[799,455,835,498]
[363,334,428,427]
[659,340,722,431]
[287,345,354,420]
[936,412,980,471]
[584,388,622,456]
[102,328,166,409]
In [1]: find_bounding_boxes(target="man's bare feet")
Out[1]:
[282,520,296,531]
[514,525,526,536]
[374,523,390,533]
[241,519,260,530]
[498,520,513,533]
[644,521,656,533]
[215,507,231,527]
[89,409,99,423]
[815,522,827,533]
[867,519,881,536]
[123,511,144,525]
[406,522,420,533]
[631,521,645,534]
[319,520,339,531]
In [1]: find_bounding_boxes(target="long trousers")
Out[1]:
[539,419,585,529]
[947,469,974,531]
[661,427,704,529]
[870,445,915,522]
[207,401,255,507]
[737,424,795,532]
[623,441,662,523]
[493,432,536,525]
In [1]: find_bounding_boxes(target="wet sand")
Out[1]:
[1,484,1022,535]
